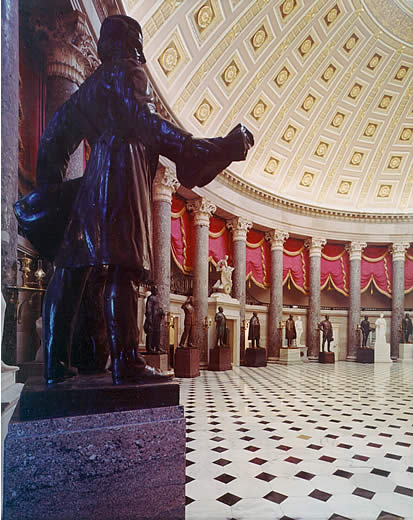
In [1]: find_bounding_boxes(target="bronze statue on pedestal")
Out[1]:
[318,315,333,352]
[14,15,254,385]
[179,296,194,348]
[248,312,260,348]
[215,307,227,347]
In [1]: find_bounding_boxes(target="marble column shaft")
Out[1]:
[346,241,366,360]
[1,0,19,362]
[391,243,409,359]
[152,166,179,354]
[306,238,326,361]
[187,199,216,368]
[227,217,252,363]
[265,231,288,361]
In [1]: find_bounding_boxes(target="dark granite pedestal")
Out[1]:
[3,374,185,520]
[208,347,231,371]
[244,348,267,367]
[357,347,374,363]
[319,351,335,364]
[174,347,200,378]
[143,352,168,371]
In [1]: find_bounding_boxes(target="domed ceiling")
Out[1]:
[125,0,413,214]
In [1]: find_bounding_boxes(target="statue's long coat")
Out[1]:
[35,58,249,279]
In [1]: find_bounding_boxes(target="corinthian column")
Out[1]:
[345,241,367,360]
[226,217,252,363]
[186,198,216,368]
[152,164,179,353]
[391,242,410,359]
[32,10,99,180]
[265,230,289,362]
[305,237,326,361]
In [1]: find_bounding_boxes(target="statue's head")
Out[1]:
[380,313,384,318]
[98,15,146,63]
[289,314,293,319]
[187,296,193,304]
[253,311,257,317]
[218,306,224,312]
[325,315,329,320]
[364,316,368,320]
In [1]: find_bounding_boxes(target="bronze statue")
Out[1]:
[318,315,333,352]
[144,286,165,354]
[402,313,412,343]
[248,312,260,348]
[179,296,194,347]
[360,316,371,347]
[285,314,296,347]
[16,15,254,385]
[215,307,227,347]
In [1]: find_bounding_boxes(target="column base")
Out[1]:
[346,355,357,362]
[266,356,279,364]
[174,348,200,378]
[307,355,319,362]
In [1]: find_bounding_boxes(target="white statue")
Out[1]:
[375,313,387,344]
[295,316,303,346]
[213,255,234,294]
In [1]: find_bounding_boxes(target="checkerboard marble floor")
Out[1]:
[177,362,413,520]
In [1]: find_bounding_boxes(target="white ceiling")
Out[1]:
[126,0,413,214]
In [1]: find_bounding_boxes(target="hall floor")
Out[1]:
[177,361,413,520]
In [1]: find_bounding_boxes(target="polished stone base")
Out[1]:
[143,352,168,371]
[374,341,392,363]
[319,351,335,364]
[3,405,185,520]
[277,348,302,365]
[357,348,374,363]
[208,347,231,371]
[174,347,200,378]
[299,345,308,361]
[17,374,179,421]
[244,348,267,367]
[399,343,413,362]
[16,361,44,383]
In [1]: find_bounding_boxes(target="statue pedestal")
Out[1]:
[299,345,308,361]
[208,347,231,371]
[277,348,302,365]
[3,375,185,520]
[244,348,267,367]
[319,351,335,364]
[357,348,374,363]
[143,352,168,371]
[399,343,413,362]
[174,348,200,378]
[374,341,392,363]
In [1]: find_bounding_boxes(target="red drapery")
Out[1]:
[171,196,194,273]
[361,246,392,298]
[208,216,232,266]
[283,238,309,294]
[321,244,349,296]
[246,230,270,288]
[406,247,413,294]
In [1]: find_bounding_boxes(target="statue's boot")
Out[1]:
[46,361,78,385]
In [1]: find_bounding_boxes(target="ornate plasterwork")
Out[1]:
[345,240,367,260]
[304,237,327,257]
[157,32,189,81]
[186,198,216,227]
[265,230,289,251]
[362,0,413,47]
[153,165,180,203]
[31,10,99,85]
[391,241,410,261]
[226,217,252,241]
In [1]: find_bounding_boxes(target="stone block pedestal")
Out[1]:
[319,351,335,364]
[357,348,374,363]
[143,352,168,371]
[244,348,267,367]
[277,348,302,365]
[399,343,413,362]
[3,375,185,520]
[374,341,392,363]
[174,348,200,378]
[208,347,231,371]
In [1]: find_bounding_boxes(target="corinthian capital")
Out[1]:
[345,241,367,261]
[304,237,326,257]
[391,241,410,261]
[186,198,216,227]
[31,10,99,85]
[265,230,289,251]
[226,217,252,241]
[153,164,179,203]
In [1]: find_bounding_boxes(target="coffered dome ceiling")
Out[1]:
[125,0,413,214]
